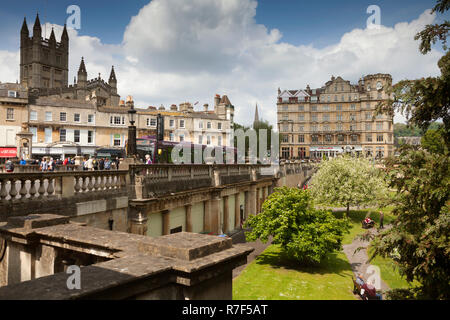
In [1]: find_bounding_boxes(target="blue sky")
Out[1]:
[1,0,446,50]
[0,0,448,126]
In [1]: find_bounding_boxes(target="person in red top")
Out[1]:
[63,158,69,165]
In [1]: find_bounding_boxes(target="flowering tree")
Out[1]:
[309,155,388,216]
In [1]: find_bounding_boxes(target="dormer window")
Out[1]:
[7,91,17,98]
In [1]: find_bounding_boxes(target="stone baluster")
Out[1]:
[38,179,46,198]
[9,179,18,199]
[19,179,28,200]
[0,179,8,200]
[87,177,94,191]
[93,176,100,191]
[105,175,112,189]
[74,177,82,193]
[81,177,88,193]
[47,178,55,195]
[28,179,37,199]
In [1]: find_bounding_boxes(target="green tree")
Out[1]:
[421,126,448,154]
[309,156,388,216]
[370,0,450,299]
[244,187,350,264]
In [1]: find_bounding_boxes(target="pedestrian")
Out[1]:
[379,211,384,229]
[104,158,111,170]
[145,154,153,165]
[48,157,55,172]
[41,158,48,172]
[99,158,105,170]
[5,159,14,173]
[116,157,120,170]
[19,157,26,165]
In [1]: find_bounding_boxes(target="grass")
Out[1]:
[332,206,396,245]
[233,244,356,300]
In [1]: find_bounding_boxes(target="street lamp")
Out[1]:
[127,104,137,157]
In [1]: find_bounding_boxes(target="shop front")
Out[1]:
[309,146,363,159]
[0,147,17,163]
[32,144,97,160]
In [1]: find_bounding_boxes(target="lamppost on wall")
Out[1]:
[127,103,137,157]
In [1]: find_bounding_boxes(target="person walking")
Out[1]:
[5,159,15,173]
[104,158,111,170]
[379,211,384,229]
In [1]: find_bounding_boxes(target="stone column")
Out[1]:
[249,185,257,217]
[185,204,192,233]
[223,196,229,234]
[162,210,170,235]
[244,191,250,221]
[234,193,240,229]
[208,195,221,235]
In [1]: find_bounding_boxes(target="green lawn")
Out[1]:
[233,245,356,300]
[333,207,396,245]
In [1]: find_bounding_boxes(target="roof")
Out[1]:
[219,95,232,105]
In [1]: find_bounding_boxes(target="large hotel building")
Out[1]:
[277,74,394,160]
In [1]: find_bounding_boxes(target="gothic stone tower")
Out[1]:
[20,14,69,89]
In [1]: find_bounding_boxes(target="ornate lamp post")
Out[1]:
[127,104,137,157]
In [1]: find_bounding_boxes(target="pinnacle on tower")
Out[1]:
[78,57,87,75]
[109,65,117,83]
[61,24,69,42]
[33,13,41,38]
[21,17,29,35]
[49,27,56,43]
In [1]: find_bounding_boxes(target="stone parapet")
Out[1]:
[0,214,253,299]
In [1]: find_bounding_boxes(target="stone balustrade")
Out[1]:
[0,164,82,173]
[0,170,128,202]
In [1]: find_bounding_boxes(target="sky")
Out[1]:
[0,0,448,126]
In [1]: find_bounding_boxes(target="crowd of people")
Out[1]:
[81,157,120,171]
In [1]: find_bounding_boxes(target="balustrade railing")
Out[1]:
[0,171,127,202]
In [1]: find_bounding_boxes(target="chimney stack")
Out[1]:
[203,103,209,112]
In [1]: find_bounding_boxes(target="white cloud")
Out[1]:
[0,2,445,127]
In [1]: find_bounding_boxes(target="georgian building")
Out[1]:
[277,74,394,159]
[0,83,29,162]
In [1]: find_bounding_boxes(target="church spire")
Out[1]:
[253,103,260,128]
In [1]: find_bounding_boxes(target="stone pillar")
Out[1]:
[209,196,221,235]
[162,210,170,235]
[223,196,229,234]
[185,204,192,233]
[129,209,148,236]
[244,191,250,221]
[234,193,240,229]
[249,185,257,216]
[203,200,211,233]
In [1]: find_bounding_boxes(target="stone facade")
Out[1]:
[0,83,29,162]
[278,74,395,159]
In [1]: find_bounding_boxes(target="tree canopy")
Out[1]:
[244,187,350,264]
[309,156,388,215]
[370,0,450,300]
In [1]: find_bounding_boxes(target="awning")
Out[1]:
[0,147,17,158]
